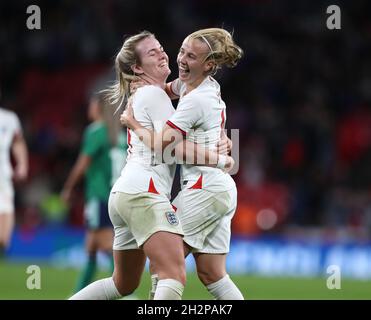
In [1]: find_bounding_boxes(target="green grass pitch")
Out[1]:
[0,261,370,300]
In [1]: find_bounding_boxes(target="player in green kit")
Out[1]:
[61,92,126,293]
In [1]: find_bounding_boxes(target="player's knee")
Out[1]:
[113,274,139,296]
[98,242,112,253]
[179,269,187,286]
[157,260,186,285]
[87,250,97,259]
[168,262,186,285]
[0,237,8,248]
[114,281,138,297]
[172,264,187,285]
[117,285,136,297]
[197,268,224,286]
[154,251,184,270]
[171,255,186,280]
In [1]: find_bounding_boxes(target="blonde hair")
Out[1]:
[104,31,154,107]
[188,28,243,75]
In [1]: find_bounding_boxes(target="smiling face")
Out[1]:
[177,36,215,90]
[133,36,171,84]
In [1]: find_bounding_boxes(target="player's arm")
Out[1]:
[174,139,234,171]
[217,129,232,155]
[11,131,28,181]
[163,120,233,169]
[120,106,182,153]
[61,154,91,203]
[164,80,180,100]
[121,109,233,170]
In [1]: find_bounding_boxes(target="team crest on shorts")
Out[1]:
[165,211,179,226]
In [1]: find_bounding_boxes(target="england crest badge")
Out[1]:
[165,211,179,226]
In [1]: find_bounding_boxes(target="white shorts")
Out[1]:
[172,187,237,254]
[0,179,14,214]
[108,191,183,250]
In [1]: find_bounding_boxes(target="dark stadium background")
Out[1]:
[0,0,370,299]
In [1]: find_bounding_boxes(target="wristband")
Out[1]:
[216,154,227,170]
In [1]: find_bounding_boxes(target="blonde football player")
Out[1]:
[69,31,232,300]
[122,28,244,300]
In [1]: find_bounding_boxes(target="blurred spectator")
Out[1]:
[60,92,126,292]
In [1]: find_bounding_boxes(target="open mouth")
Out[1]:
[179,65,190,75]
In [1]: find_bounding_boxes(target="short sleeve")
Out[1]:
[166,96,203,136]
[141,86,175,132]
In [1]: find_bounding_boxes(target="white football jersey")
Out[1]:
[111,85,176,199]
[167,77,236,192]
[0,108,22,180]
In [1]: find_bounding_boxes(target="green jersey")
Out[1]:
[81,122,127,201]
[81,122,111,201]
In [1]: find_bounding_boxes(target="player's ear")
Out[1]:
[131,64,144,75]
[205,60,215,73]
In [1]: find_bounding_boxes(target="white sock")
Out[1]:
[148,274,159,300]
[69,277,122,300]
[206,274,244,300]
[154,279,184,300]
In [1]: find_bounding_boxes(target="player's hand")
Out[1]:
[216,135,232,155]
[130,75,157,93]
[120,102,135,129]
[130,79,146,94]
[224,156,235,173]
